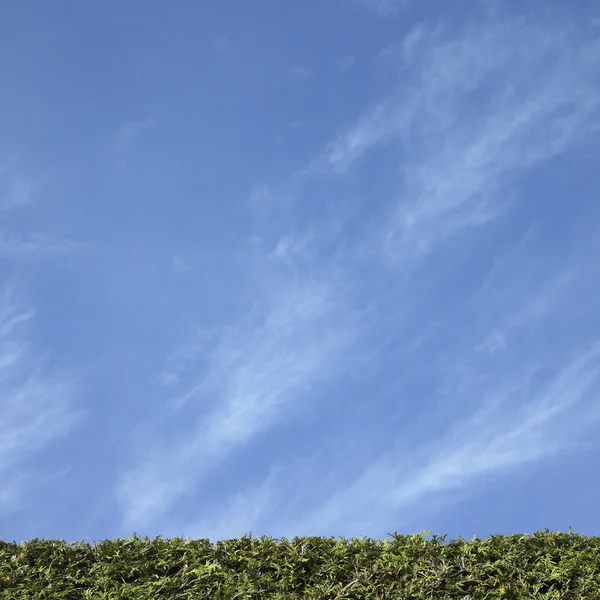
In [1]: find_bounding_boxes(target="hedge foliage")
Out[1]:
[1,529,599,598]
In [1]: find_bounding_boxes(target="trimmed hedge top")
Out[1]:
[1,529,599,598]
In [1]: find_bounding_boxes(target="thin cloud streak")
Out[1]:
[208,14,599,539]
[114,9,600,540]
[288,14,600,536]
[274,223,600,538]
[315,15,600,264]
[0,233,82,259]
[0,287,86,515]
[168,242,600,541]
[290,343,600,537]
[0,165,82,261]
[116,264,363,530]
[181,465,285,543]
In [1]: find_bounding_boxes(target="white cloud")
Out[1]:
[311,98,404,174]
[116,257,364,530]
[0,166,81,260]
[181,465,285,542]
[475,264,573,356]
[314,14,600,265]
[285,343,600,536]
[0,233,81,259]
[113,8,600,540]
[188,234,600,541]
[0,287,86,515]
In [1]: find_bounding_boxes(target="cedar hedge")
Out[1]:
[1,528,599,598]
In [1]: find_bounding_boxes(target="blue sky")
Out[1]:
[1,0,600,546]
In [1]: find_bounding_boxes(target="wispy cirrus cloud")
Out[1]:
[175,464,286,543]
[0,287,86,516]
[166,241,600,541]
[290,12,599,537]
[287,342,600,538]
[0,233,82,260]
[116,227,365,530]
[7,0,600,551]
[114,7,600,542]
[315,15,600,264]
[0,167,82,261]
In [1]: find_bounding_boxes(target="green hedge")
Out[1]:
[1,529,598,598]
